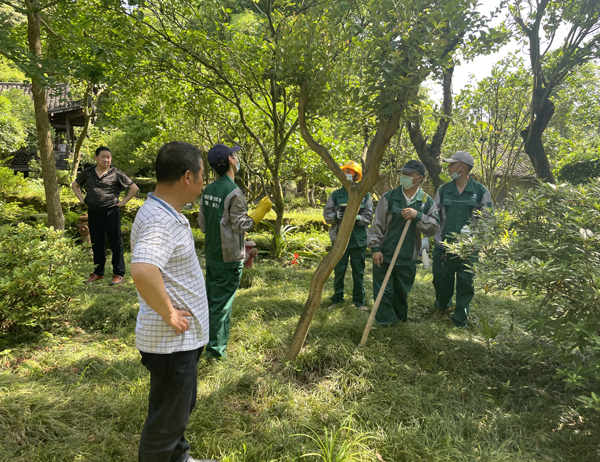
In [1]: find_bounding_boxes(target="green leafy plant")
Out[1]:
[0,223,94,335]
[446,181,600,412]
[294,415,374,462]
[476,318,502,346]
[262,221,299,258]
[0,166,27,197]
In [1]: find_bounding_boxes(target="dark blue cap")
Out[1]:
[398,160,426,176]
[207,144,241,168]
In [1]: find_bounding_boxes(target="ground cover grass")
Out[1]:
[3,173,598,460]
[1,246,598,462]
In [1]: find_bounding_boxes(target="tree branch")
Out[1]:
[298,81,351,189]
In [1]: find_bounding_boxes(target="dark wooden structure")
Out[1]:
[0,82,88,173]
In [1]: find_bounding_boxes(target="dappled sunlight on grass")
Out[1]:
[1,246,599,461]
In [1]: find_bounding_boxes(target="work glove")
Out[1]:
[249,196,273,224]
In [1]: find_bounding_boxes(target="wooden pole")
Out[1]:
[359,219,412,347]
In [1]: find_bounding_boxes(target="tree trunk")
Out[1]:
[521,92,556,183]
[406,117,445,191]
[406,66,455,192]
[271,171,285,236]
[522,128,555,183]
[26,0,64,230]
[304,176,310,206]
[285,84,403,360]
[284,190,366,360]
[70,113,91,182]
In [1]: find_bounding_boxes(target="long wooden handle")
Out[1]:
[359,219,412,347]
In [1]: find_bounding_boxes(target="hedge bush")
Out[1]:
[0,223,94,335]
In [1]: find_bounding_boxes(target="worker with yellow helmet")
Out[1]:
[323,161,373,310]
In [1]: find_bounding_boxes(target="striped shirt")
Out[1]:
[131,193,209,354]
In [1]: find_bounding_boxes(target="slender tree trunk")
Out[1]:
[304,176,310,206]
[271,171,285,236]
[70,114,91,182]
[285,84,403,360]
[26,0,64,230]
[285,190,366,360]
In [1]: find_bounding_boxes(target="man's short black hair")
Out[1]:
[95,146,111,156]
[155,141,203,184]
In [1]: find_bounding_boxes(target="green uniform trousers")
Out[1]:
[372,262,416,325]
[331,246,366,306]
[432,246,475,327]
[205,262,243,359]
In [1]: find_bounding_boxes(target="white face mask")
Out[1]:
[345,173,354,182]
[233,156,240,173]
[450,165,463,180]
[399,175,415,189]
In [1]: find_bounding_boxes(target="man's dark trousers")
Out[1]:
[88,207,125,277]
[331,246,366,306]
[139,347,204,462]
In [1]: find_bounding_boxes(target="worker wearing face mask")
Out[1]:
[198,144,272,360]
[368,160,439,325]
[323,161,373,311]
[432,151,493,327]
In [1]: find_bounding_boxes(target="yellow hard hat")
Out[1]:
[340,161,362,181]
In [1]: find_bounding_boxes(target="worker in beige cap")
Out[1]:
[432,151,493,327]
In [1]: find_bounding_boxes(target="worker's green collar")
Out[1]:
[450,176,475,194]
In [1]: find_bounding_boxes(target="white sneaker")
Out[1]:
[327,303,340,310]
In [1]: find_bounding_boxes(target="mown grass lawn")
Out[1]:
[0,253,598,461]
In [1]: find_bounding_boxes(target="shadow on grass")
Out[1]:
[275,301,600,461]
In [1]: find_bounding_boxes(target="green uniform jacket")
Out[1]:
[433,177,493,247]
[368,186,439,265]
[198,175,256,266]
[323,188,373,248]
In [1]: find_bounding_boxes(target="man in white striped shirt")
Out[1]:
[131,141,217,462]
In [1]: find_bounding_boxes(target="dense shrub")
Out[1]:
[557,159,600,185]
[448,181,600,412]
[0,166,27,197]
[0,223,94,335]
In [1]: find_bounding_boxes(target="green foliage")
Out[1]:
[446,54,531,203]
[0,88,36,154]
[557,159,600,185]
[90,112,161,176]
[447,181,600,412]
[0,166,27,196]
[191,227,205,250]
[0,201,38,226]
[262,221,299,258]
[0,56,26,82]
[295,415,374,462]
[545,63,600,175]
[476,317,503,347]
[0,223,94,335]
